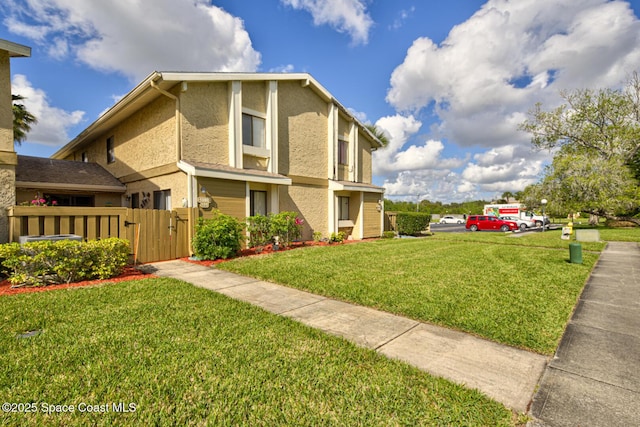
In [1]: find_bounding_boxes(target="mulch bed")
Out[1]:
[0,266,154,296]
[1,239,365,296]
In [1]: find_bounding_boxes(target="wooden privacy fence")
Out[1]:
[384,211,398,232]
[7,206,197,264]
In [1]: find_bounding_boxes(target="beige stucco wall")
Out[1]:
[70,94,176,177]
[125,170,188,209]
[0,51,16,243]
[242,81,266,113]
[181,82,229,164]
[338,114,350,140]
[279,184,327,240]
[359,130,373,184]
[0,51,12,153]
[277,81,328,179]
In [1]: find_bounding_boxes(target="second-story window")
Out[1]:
[242,113,265,148]
[106,136,115,163]
[338,139,348,165]
[81,152,88,163]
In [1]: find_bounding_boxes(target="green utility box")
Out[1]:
[569,242,583,264]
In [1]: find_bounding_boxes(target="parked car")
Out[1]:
[439,215,464,224]
[465,215,519,232]
[499,215,536,231]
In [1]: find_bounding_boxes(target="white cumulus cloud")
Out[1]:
[382,0,640,201]
[281,0,373,45]
[2,0,261,82]
[12,74,85,148]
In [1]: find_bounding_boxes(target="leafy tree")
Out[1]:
[12,94,37,146]
[519,73,640,225]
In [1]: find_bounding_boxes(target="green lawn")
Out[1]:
[0,279,513,426]
[219,231,604,355]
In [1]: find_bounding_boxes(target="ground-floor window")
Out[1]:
[338,196,350,220]
[44,193,94,207]
[153,190,171,210]
[250,190,267,216]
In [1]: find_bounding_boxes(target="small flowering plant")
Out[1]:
[26,195,58,206]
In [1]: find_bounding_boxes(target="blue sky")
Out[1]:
[2,0,640,203]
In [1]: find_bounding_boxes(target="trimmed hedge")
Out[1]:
[192,211,245,260]
[0,238,130,287]
[396,212,432,236]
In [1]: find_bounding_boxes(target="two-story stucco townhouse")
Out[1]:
[50,72,385,241]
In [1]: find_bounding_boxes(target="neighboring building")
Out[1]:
[51,72,385,240]
[15,155,125,206]
[0,39,30,243]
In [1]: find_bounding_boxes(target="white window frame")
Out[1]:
[242,109,266,148]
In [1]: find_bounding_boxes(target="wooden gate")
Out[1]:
[7,206,197,264]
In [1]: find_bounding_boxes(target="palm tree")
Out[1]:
[501,191,515,203]
[365,124,389,147]
[12,94,37,146]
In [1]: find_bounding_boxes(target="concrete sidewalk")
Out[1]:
[144,259,548,413]
[530,241,640,426]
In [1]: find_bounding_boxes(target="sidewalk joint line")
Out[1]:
[548,365,640,394]
[374,322,421,351]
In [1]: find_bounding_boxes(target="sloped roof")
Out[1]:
[52,71,383,160]
[15,155,126,192]
[329,180,385,193]
[178,159,292,185]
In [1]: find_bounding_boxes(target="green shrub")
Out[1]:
[396,212,431,236]
[0,238,130,286]
[312,231,323,242]
[86,238,130,279]
[329,231,346,243]
[192,211,245,260]
[246,214,272,250]
[269,211,303,247]
[246,211,304,249]
[382,231,396,239]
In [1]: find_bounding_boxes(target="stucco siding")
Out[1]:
[0,51,12,152]
[72,95,176,178]
[242,81,266,113]
[279,184,327,240]
[181,82,229,165]
[277,81,328,179]
[338,114,350,140]
[359,130,373,184]
[125,170,188,209]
